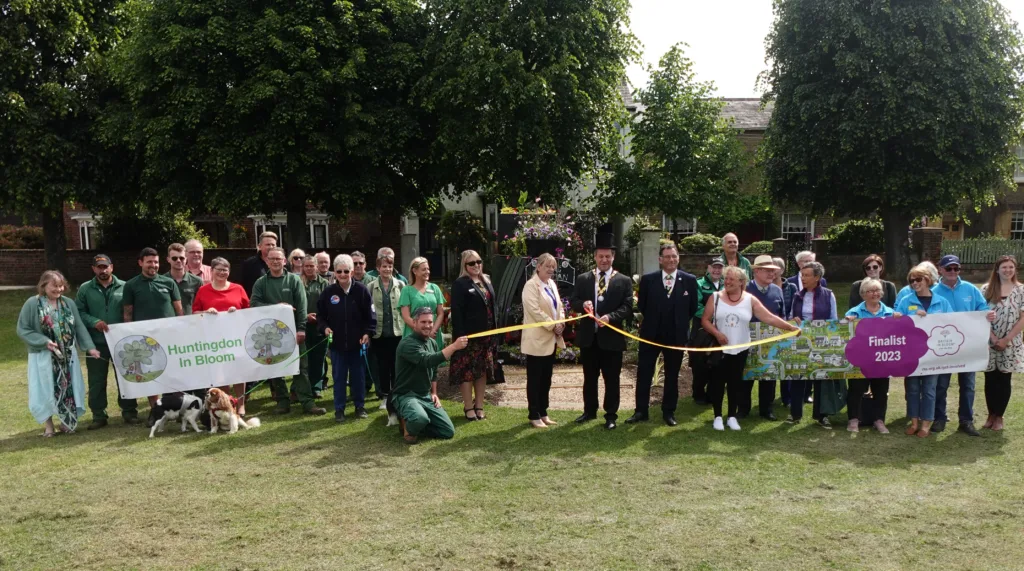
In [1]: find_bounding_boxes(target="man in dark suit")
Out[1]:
[570,233,635,429]
[628,243,698,426]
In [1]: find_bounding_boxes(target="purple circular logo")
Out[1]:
[844,317,929,377]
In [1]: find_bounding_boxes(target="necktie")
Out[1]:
[664,273,673,297]
[597,272,607,298]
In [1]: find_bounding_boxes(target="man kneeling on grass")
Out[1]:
[393,307,469,443]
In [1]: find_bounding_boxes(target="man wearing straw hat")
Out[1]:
[743,255,787,420]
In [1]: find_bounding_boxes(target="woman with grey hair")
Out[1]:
[788,261,838,429]
[844,277,898,433]
[17,270,101,436]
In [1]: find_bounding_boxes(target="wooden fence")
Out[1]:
[940,239,1024,265]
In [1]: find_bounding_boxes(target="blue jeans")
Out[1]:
[331,349,365,412]
[906,375,939,421]
[935,372,976,424]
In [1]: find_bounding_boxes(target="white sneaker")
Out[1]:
[727,417,741,431]
[713,416,725,431]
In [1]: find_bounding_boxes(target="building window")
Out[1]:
[1011,212,1024,240]
[1015,146,1024,182]
[485,203,499,233]
[78,221,96,250]
[662,216,697,236]
[781,213,813,240]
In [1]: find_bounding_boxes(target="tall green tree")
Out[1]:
[0,0,124,273]
[416,0,638,204]
[593,45,747,226]
[113,0,438,249]
[760,0,1024,277]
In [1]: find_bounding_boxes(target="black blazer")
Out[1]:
[637,270,699,342]
[570,269,634,351]
[450,275,496,338]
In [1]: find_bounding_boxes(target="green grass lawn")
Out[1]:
[2,288,1024,570]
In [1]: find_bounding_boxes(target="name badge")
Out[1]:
[330,295,340,305]
[908,305,918,311]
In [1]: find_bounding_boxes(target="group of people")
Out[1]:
[15,230,1024,442]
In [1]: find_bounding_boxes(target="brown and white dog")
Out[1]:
[205,387,260,434]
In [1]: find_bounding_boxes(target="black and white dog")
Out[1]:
[148,392,207,438]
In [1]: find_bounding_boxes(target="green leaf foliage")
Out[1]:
[95,209,216,250]
[677,233,721,254]
[761,0,1024,275]
[823,219,884,255]
[595,44,745,223]
[741,240,774,255]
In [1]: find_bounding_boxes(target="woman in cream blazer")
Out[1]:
[521,253,566,428]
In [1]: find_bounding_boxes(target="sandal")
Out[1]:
[463,408,478,421]
[474,407,486,420]
[41,431,55,438]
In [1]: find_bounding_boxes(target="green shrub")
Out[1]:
[0,225,45,249]
[678,233,721,254]
[97,211,216,250]
[824,219,884,255]
[742,240,774,254]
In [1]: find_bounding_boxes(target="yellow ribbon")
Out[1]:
[466,313,800,352]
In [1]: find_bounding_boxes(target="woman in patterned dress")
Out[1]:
[16,271,100,437]
[981,255,1024,431]
[449,250,497,421]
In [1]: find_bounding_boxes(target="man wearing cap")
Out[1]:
[184,239,211,284]
[931,254,996,436]
[628,242,698,426]
[75,255,137,428]
[744,255,787,420]
[690,256,725,405]
[165,243,204,315]
[570,233,635,429]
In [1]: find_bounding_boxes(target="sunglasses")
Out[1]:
[909,277,924,284]
[944,266,961,272]
[353,261,366,266]
[291,256,303,260]
[866,264,880,271]
[335,269,350,274]
[466,260,483,267]
[169,256,185,261]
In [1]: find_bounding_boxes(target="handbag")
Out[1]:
[689,293,722,369]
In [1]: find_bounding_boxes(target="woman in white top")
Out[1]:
[701,266,800,431]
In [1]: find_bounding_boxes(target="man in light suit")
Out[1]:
[627,242,698,426]
[570,233,635,429]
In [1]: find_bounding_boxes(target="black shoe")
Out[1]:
[817,417,832,430]
[274,403,291,415]
[959,422,981,437]
[664,415,678,427]
[625,413,648,424]
[574,413,596,424]
[334,411,346,423]
[737,412,749,419]
[87,418,108,430]
[693,398,709,406]
[145,416,156,428]
[604,420,617,430]
[304,406,327,416]
[355,408,369,419]
[932,419,947,433]
[761,413,778,421]
[123,416,141,426]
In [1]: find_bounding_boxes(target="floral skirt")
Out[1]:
[449,338,497,386]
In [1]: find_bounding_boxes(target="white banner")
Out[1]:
[104,305,301,399]
[907,312,991,376]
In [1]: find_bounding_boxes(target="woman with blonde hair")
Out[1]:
[521,253,566,428]
[399,256,446,349]
[16,270,101,436]
[980,255,1024,430]
[449,250,497,420]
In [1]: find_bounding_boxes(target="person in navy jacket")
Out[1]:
[744,255,787,420]
[627,243,699,427]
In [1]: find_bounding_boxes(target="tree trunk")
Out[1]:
[286,188,308,251]
[881,208,913,281]
[41,204,68,276]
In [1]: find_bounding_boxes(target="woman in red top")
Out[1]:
[192,257,250,411]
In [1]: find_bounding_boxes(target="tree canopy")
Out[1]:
[593,45,747,226]
[760,0,1024,277]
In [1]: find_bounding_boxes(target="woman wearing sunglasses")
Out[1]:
[849,254,897,310]
[449,250,498,421]
[894,263,953,438]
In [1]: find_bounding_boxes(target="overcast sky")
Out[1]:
[626,0,1024,98]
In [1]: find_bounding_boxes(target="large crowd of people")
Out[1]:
[14,230,1024,443]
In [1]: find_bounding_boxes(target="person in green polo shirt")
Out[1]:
[123,247,183,323]
[392,307,468,443]
[251,247,327,416]
[165,243,204,315]
[75,254,138,428]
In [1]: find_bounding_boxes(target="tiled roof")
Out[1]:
[719,98,773,130]
[618,79,637,110]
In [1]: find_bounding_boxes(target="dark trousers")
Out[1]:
[689,319,709,402]
[302,332,328,392]
[87,344,138,420]
[708,351,749,418]
[986,370,1013,416]
[635,342,684,416]
[330,348,365,412]
[526,353,555,420]
[371,336,400,396]
[745,380,777,417]
[789,379,823,421]
[847,377,889,422]
[581,346,623,422]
